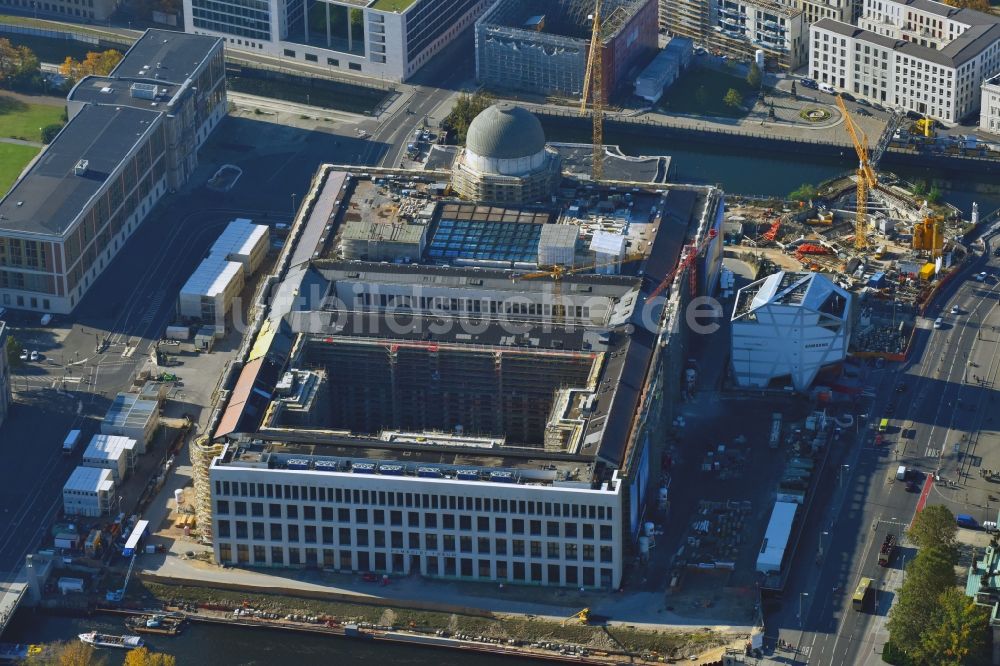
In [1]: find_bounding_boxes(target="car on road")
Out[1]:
[905,480,919,492]
[976,271,989,282]
[951,305,961,315]
[19,349,28,361]
[839,92,856,101]
[857,98,872,106]
[29,350,39,361]
[819,83,836,94]
[872,102,885,111]
[800,78,818,89]
[957,514,979,529]
[934,316,944,328]
[856,108,873,117]
[895,383,907,393]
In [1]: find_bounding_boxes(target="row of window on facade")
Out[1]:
[216,543,615,586]
[214,483,615,521]
[216,502,615,539]
[215,522,616,561]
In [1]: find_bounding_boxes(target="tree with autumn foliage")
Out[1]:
[58,50,123,82]
[25,641,107,666]
[123,647,176,666]
[941,0,990,10]
[0,38,41,89]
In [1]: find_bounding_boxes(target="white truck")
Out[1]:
[62,429,81,455]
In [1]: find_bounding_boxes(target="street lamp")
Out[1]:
[840,464,850,489]
[799,592,809,627]
[290,193,298,219]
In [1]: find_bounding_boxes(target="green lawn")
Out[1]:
[658,65,758,119]
[369,0,417,11]
[0,96,64,142]
[0,142,40,194]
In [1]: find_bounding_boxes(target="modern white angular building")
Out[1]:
[731,271,851,391]
[184,0,491,82]
[809,0,1000,123]
[981,73,1000,134]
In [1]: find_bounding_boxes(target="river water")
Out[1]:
[544,124,1000,215]
[1,612,550,665]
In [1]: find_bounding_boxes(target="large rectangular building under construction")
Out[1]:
[475,0,658,97]
[203,166,724,589]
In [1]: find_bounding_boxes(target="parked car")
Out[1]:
[857,98,872,106]
[976,271,989,282]
[839,92,856,101]
[819,83,836,94]
[905,480,919,492]
[856,108,873,117]
[19,349,28,361]
[800,78,818,88]
[29,350,39,361]
[951,305,961,315]
[984,521,998,534]
[957,514,978,529]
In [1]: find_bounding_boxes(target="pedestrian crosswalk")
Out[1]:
[137,289,166,328]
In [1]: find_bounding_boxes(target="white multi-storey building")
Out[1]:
[184,0,491,82]
[798,0,858,27]
[981,73,1000,134]
[211,446,624,588]
[809,0,1000,123]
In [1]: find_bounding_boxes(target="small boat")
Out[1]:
[77,633,143,649]
[125,614,185,636]
[0,643,43,662]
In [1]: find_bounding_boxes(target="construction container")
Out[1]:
[919,263,935,281]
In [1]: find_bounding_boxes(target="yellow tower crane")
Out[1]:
[580,0,604,181]
[836,95,876,251]
[518,252,645,324]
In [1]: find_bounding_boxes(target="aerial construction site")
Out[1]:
[474,0,658,98]
[723,102,977,360]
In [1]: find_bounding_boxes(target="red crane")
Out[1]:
[648,229,717,301]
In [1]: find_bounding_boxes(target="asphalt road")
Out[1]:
[761,242,999,665]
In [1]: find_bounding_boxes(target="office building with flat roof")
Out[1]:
[184,0,491,82]
[0,30,224,315]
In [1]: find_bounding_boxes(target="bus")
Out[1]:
[852,577,873,611]
[878,418,889,433]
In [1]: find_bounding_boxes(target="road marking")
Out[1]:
[911,475,935,528]
[925,447,940,457]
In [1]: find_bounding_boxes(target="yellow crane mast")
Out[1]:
[836,95,877,250]
[580,0,604,181]
[518,252,645,324]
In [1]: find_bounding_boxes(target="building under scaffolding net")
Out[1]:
[474,0,658,97]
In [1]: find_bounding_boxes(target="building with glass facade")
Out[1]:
[184,0,492,81]
[0,30,225,315]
